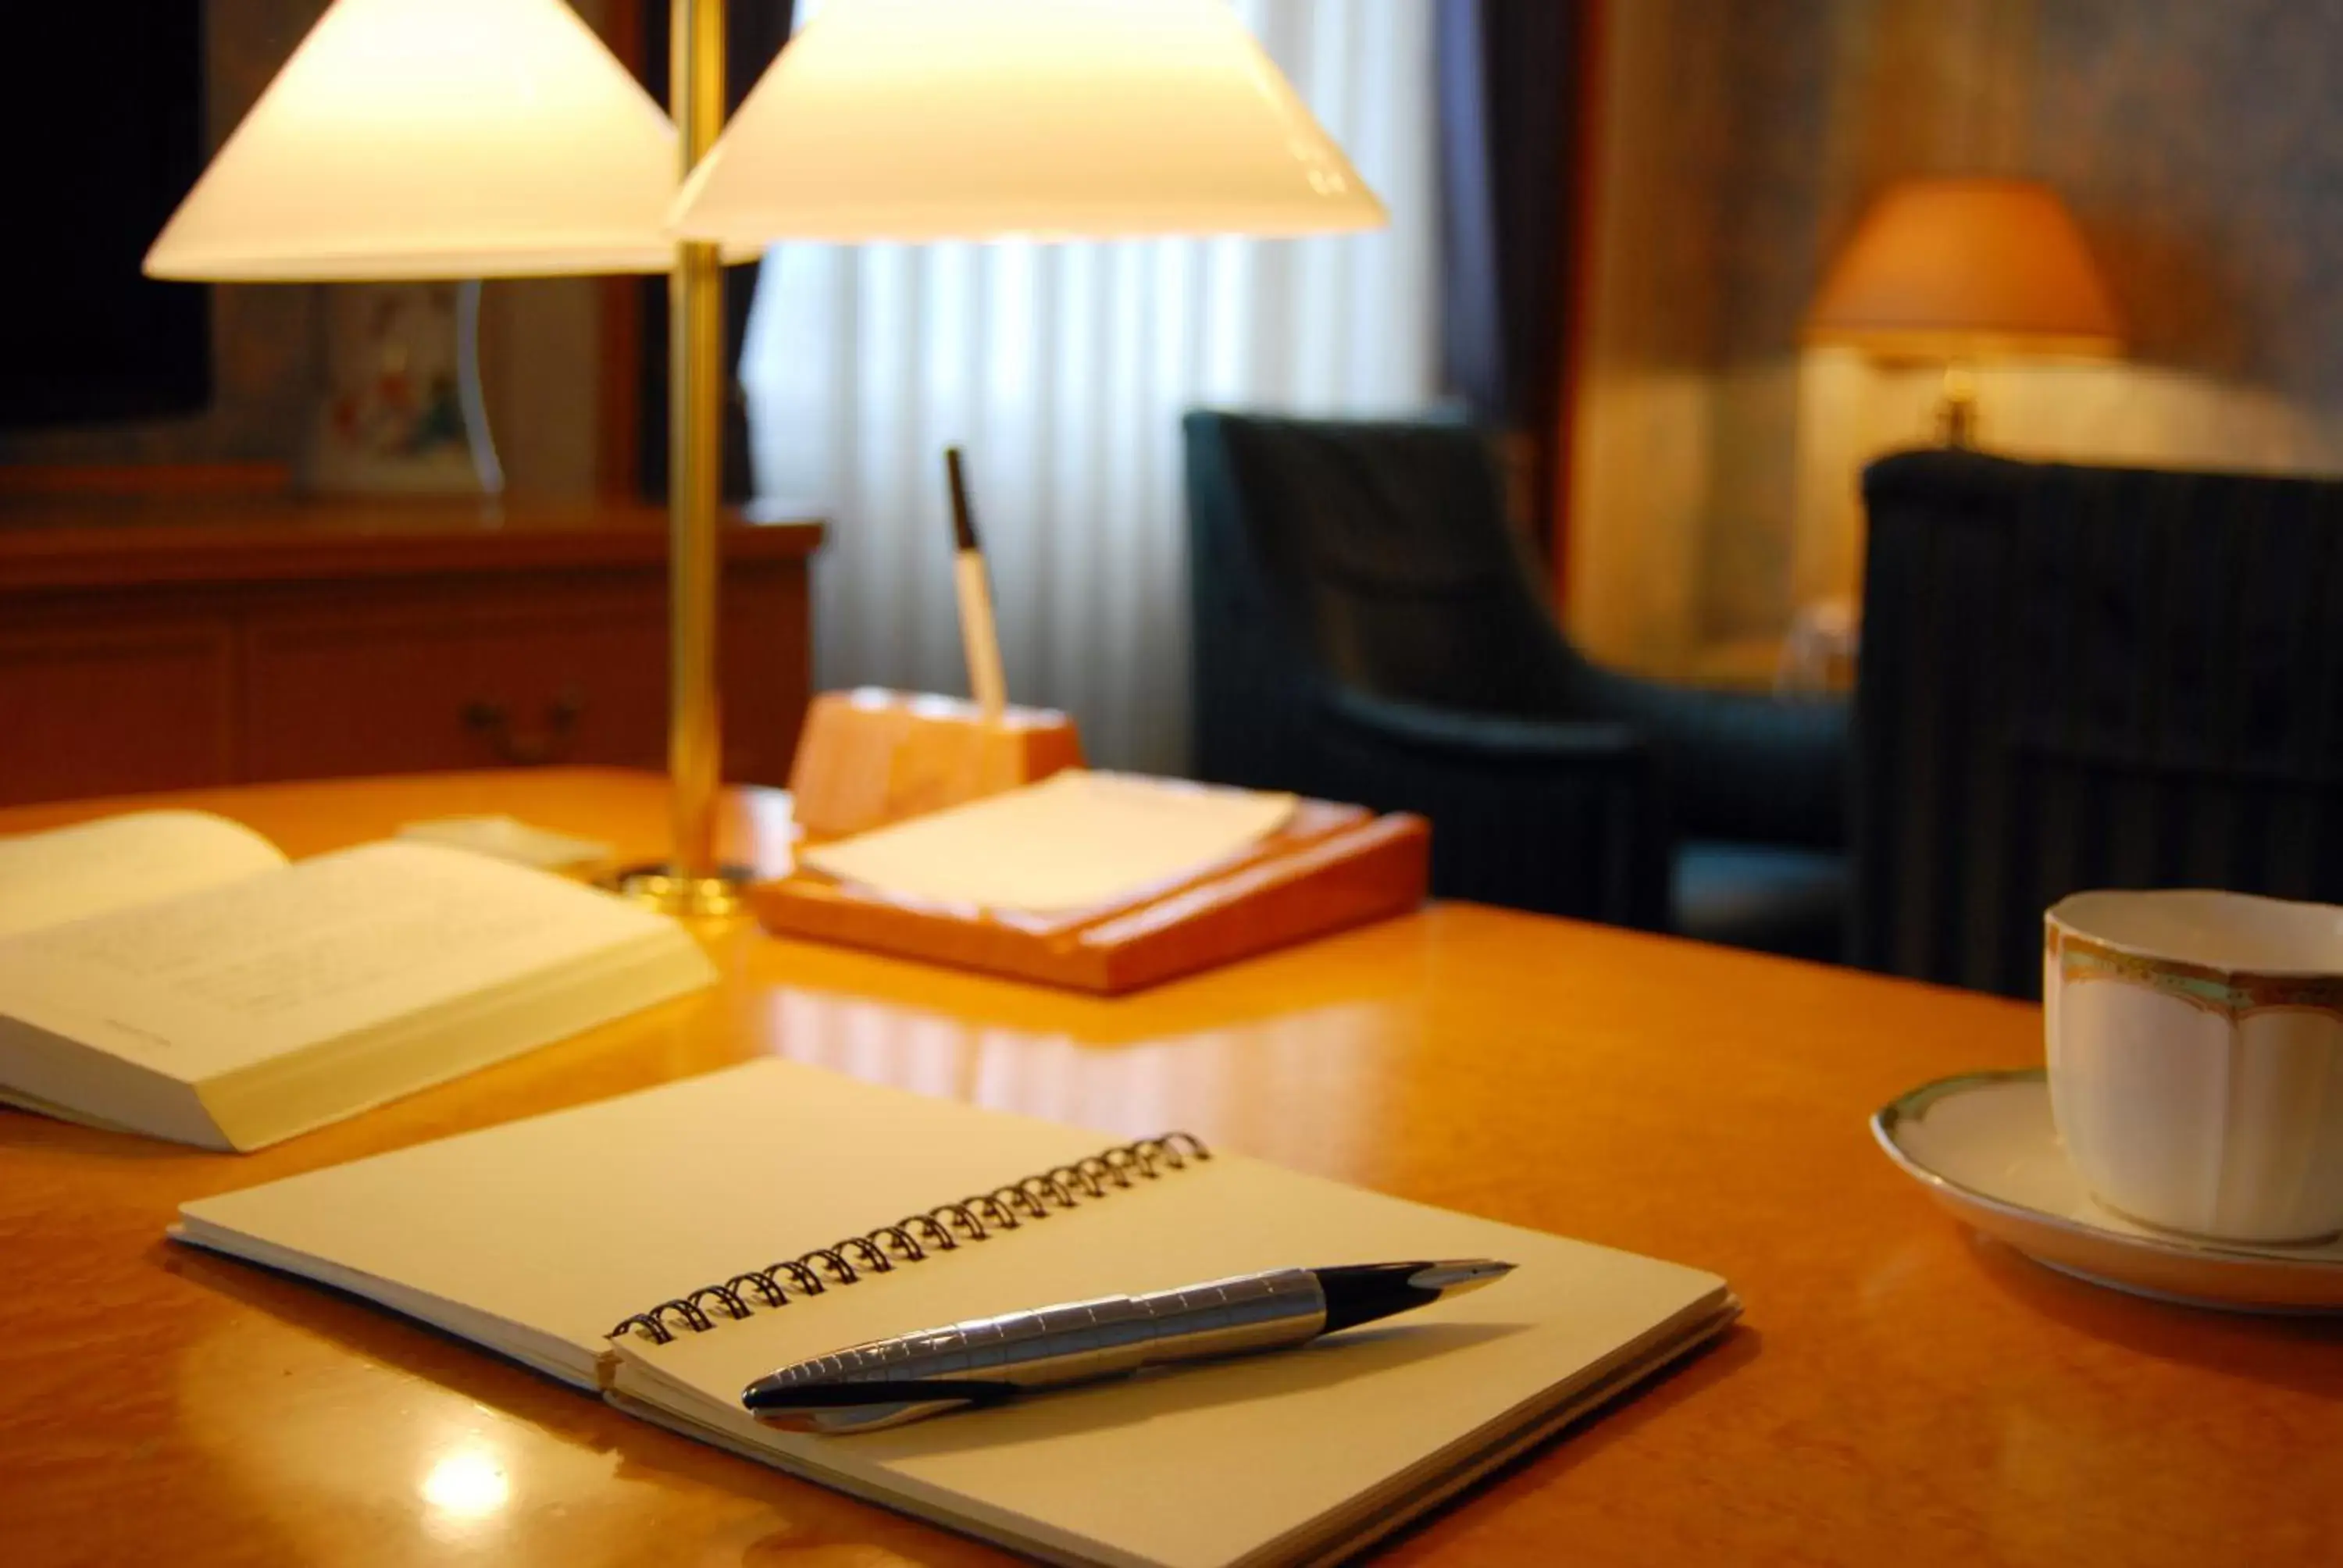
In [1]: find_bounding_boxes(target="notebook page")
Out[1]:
[177,1060,1141,1367]
[618,1156,1728,1568]
[798,772,1296,913]
[0,842,681,1083]
[0,811,285,939]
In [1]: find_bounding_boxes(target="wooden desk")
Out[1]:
[1,770,2335,1566]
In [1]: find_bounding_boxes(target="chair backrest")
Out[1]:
[1855,448,2343,997]
[1182,412,1577,786]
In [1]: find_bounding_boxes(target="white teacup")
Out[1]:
[2045,890,2343,1244]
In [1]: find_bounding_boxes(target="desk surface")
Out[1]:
[1,769,2334,1566]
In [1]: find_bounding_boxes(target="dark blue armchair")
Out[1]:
[1183,412,1849,957]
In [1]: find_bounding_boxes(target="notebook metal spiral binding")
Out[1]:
[609,1131,1212,1345]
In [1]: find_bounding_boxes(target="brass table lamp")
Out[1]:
[146,0,758,913]
[155,0,1385,915]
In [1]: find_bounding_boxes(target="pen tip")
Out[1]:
[1407,1260,1515,1295]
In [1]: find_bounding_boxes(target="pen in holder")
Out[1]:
[786,451,1082,842]
[946,447,1008,721]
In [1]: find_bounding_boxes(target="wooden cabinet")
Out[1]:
[0,500,822,807]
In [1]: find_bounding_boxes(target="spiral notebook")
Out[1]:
[173,1061,1736,1568]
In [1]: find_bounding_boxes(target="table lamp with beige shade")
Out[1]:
[150,0,1382,912]
[142,0,768,911]
[663,0,1387,850]
[143,0,698,493]
[1804,176,2125,447]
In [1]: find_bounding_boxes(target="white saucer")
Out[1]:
[1872,1069,2343,1313]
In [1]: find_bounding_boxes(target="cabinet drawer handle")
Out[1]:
[461,690,584,765]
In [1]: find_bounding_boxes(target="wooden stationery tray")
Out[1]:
[746,797,1431,994]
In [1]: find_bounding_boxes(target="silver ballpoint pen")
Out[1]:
[740,1259,1515,1434]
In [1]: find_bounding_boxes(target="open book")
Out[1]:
[175,1060,1738,1568]
[0,811,715,1151]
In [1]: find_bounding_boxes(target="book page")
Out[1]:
[798,771,1296,914]
[0,811,286,939]
[0,841,686,1083]
[395,815,614,871]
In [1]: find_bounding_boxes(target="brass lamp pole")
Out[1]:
[615,0,747,916]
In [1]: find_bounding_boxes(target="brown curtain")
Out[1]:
[635,1,797,502]
[1435,0,1589,565]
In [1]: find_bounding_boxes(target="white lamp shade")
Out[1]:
[145,0,686,280]
[668,0,1387,244]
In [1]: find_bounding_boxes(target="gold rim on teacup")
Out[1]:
[2046,893,2343,1021]
[2048,928,2343,1018]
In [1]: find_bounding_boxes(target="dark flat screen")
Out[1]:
[0,5,211,428]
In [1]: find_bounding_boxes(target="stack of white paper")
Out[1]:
[798,771,1296,914]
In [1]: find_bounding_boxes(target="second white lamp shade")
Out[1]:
[145,0,683,280]
[669,0,1388,244]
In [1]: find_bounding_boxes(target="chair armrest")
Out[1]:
[1323,686,1648,763]
[1312,687,1670,928]
[1573,669,1849,848]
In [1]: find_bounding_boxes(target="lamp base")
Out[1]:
[605,863,754,918]
[1936,360,1980,447]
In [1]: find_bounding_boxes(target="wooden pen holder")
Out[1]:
[786,688,1085,842]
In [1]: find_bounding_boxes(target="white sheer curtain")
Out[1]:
[741,0,1439,772]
